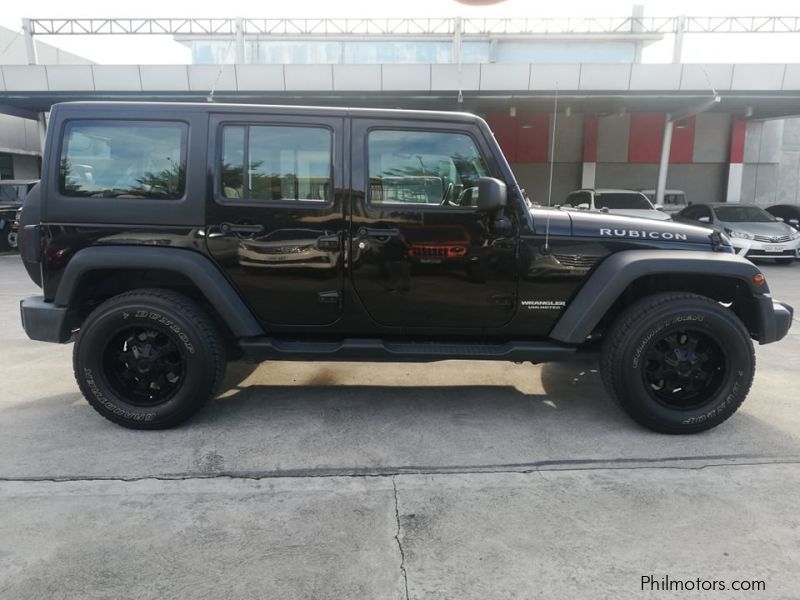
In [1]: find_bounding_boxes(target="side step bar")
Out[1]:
[239,337,577,363]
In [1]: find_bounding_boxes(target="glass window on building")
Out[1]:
[0,154,13,180]
[248,41,342,65]
[343,41,453,64]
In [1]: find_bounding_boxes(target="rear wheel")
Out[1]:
[73,289,226,429]
[601,292,754,434]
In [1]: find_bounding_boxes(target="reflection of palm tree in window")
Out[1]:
[59,158,86,196]
[136,159,186,198]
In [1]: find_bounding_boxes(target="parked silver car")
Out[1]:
[674,203,800,264]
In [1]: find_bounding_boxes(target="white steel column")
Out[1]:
[655,116,674,206]
[37,112,47,153]
[234,17,245,64]
[22,18,38,65]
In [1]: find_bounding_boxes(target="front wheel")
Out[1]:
[73,289,226,429]
[600,292,755,434]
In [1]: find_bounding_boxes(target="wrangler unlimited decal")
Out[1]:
[599,228,688,241]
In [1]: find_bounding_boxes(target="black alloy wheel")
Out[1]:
[641,329,726,410]
[103,326,186,406]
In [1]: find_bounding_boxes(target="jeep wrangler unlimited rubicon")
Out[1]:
[18,102,794,433]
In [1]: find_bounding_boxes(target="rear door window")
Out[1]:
[219,124,332,202]
[59,121,188,199]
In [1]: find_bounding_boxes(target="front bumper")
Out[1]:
[730,238,800,259]
[20,296,73,343]
[754,295,794,344]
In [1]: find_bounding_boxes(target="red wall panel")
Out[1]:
[486,112,550,164]
[669,116,695,164]
[729,117,746,163]
[486,113,518,162]
[628,113,665,164]
[516,113,549,163]
[583,113,598,162]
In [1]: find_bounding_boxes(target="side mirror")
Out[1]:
[698,216,711,224]
[655,204,664,211]
[476,177,507,213]
[776,216,785,222]
[790,219,799,226]
[577,203,590,210]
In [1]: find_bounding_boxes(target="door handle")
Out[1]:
[317,233,340,250]
[356,227,401,239]
[220,222,264,235]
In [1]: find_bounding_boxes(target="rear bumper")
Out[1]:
[20,296,72,343]
[755,296,794,344]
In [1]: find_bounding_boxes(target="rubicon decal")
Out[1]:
[600,228,688,241]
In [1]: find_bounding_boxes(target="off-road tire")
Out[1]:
[600,292,755,434]
[73,289,226,429]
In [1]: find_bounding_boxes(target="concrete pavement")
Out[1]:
[1,255,799,598]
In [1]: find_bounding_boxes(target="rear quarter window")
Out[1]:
[59,120,188,200]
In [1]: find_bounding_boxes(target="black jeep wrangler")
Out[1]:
[18,102,793,433]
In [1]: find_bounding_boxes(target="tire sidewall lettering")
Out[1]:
[83,367,156,422]
[631,313,706,370]
[130,309,195,354]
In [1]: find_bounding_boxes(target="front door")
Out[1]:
[350,119,517,330]
[206,113,344,326]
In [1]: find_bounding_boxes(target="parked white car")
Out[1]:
[640,188,688,214]
[563,188,672,221]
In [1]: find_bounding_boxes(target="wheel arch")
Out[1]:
[54,246,263,339]
[549,250,770,345]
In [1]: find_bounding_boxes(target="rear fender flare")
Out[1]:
[54,246,263,338]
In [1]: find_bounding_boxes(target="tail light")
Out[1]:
[20,225,42,263]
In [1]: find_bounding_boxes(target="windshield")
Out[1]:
[714,206,775,223]
[594,193,653,210]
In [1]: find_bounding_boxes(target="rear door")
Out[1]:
[205,113,345,326]
[349,118,517,330]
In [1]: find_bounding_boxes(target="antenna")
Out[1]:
[543,87,559,252]
[207,39,235,102]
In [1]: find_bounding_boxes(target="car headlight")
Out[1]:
[726,229,754,240]
[790,230,800,241]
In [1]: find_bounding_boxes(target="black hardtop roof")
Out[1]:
[51,101,484,124]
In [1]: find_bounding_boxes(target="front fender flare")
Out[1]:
[549,250,768,344]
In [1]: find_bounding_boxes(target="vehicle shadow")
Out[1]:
[2,359,799,478]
